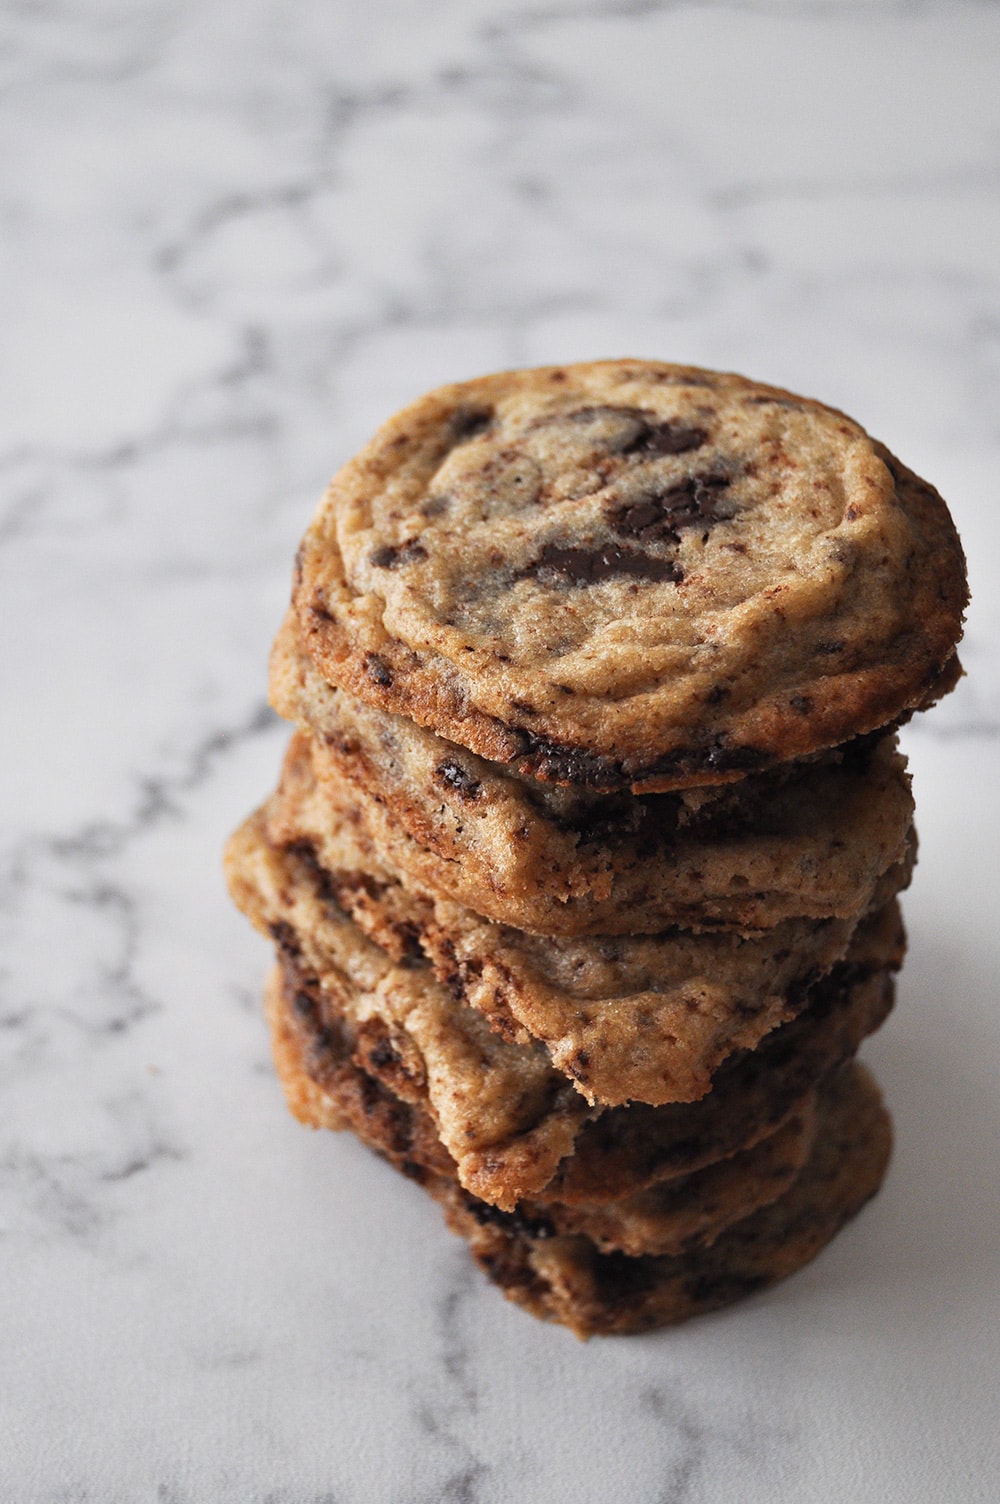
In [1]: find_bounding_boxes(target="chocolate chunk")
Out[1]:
[521,541,683,587]
[503,726,775,790]
[365,1035,401,1073]
[561,405,708,460]
[701,742,771,774]
[511,735,626,790]
[451,405,493,441]
[607,470,734,544]
[622,420,708,457]
[393,921,425,968]
[370,539,428,569]
[268,919,301,959]
[434,760,483,800]
[365,652,394,688]
[463,1195,556,1242]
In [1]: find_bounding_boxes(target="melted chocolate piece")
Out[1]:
[365,652,394,688]
[291,986,316,1019]
[505,727,773,791]
[608,470,735,544]
[434,760,483,800]
[508,735,630,790]
[420,494,450,518]
[699,742,772,775]
[451,404,494,441]
[268,918,302,960]
[370,539,428,569]
[521,541,683,588]
[364,1033,402,1074]
[622,419,708,457]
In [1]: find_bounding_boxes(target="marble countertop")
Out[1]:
[2,3,998,1500]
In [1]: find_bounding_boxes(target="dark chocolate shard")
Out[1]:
[434,760,483,800]
[450,405,494,442]
[365,652,394,688]
[421,494,451,518]
[370,539,428,569]
[520,541,683,587]
[509,734,626,790]
[607,469,735,544]
[622,419,708,457]
[700,741,772,775]
[503,726,774,790]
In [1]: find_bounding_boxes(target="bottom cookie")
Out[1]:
[266,961,819,1258]
[431,1062,891,1337]
[265,966,891,1335]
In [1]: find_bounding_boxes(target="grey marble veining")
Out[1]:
[2,3,999,1500]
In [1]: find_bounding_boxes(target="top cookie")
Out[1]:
[294,360,967,791]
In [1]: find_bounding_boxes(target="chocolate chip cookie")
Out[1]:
[293,361,967,791]
[273,615,916,936]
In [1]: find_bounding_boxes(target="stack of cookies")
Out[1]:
[225,361,967,1336]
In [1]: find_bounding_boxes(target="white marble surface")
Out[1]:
[2,3,998,1500]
